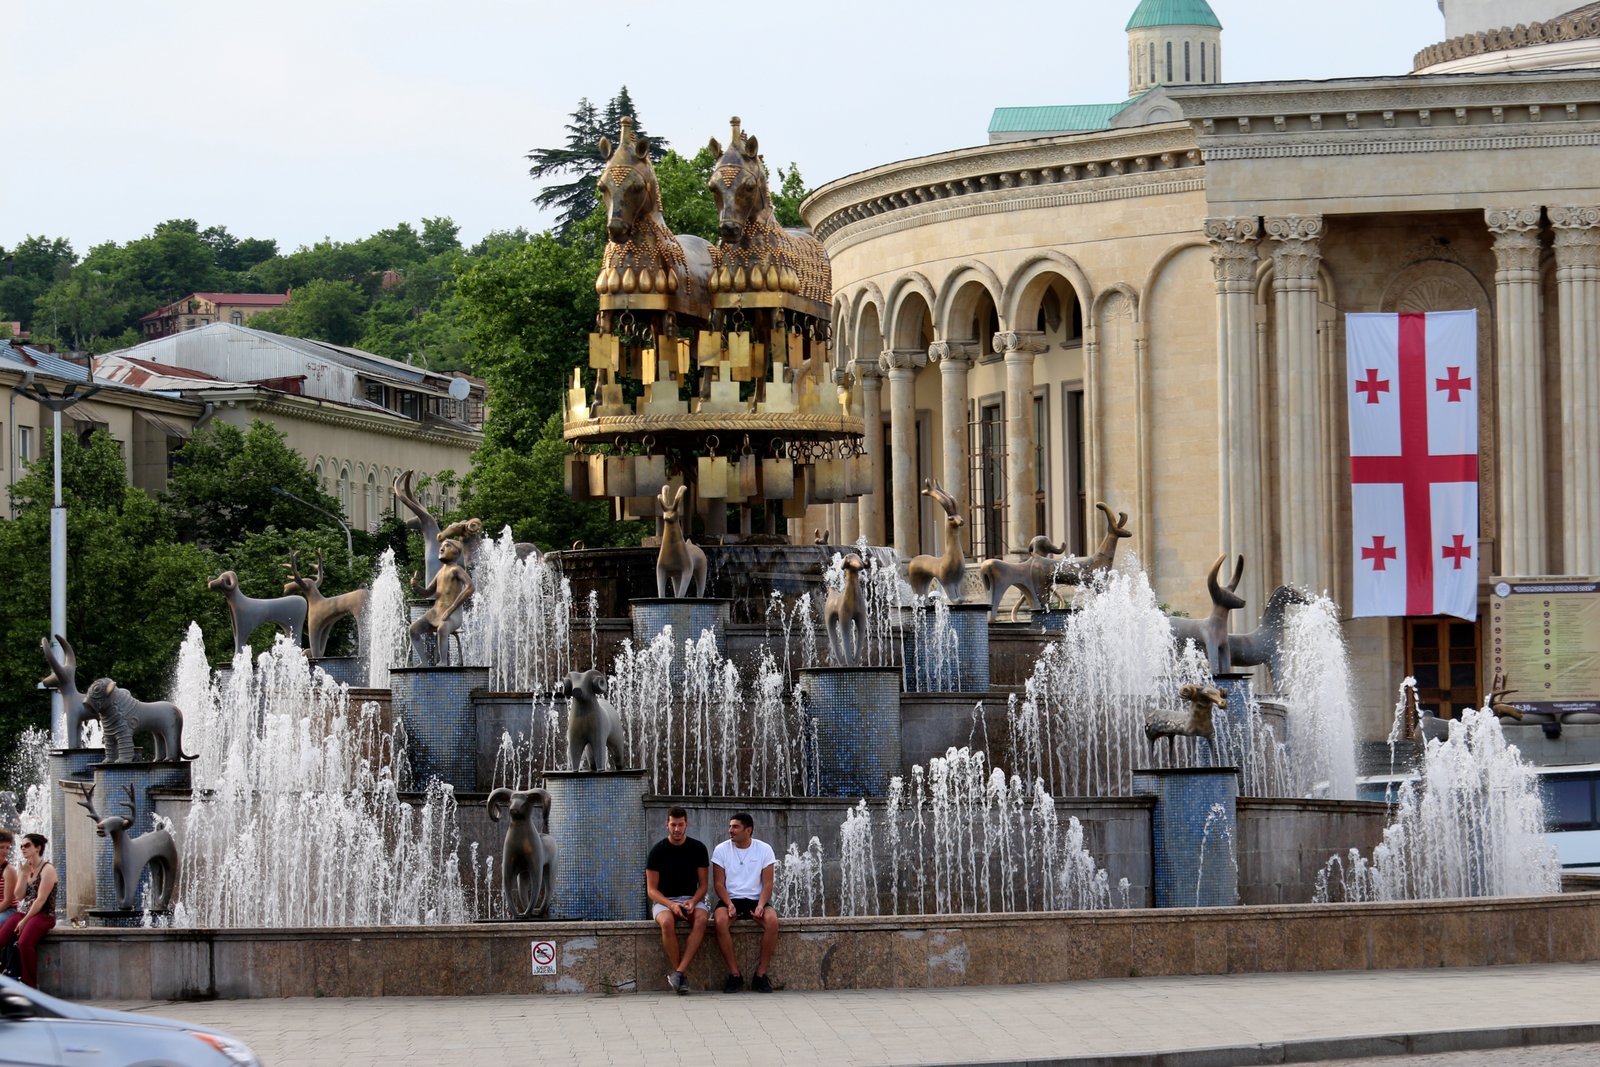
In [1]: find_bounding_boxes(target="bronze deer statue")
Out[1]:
[655,485,707,598]
[78,783,178,911]
[1145,683,1227,759]
[981,502,1133,620]
[825,554,869,666]
[39,634,94,747]
[283,547,370,659]
[1168,555,1246,673]
[207,570,306,656]
[907,479,966,599]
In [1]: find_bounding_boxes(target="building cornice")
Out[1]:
[802,122,1200,248]
[195,387,483,449]
[1414,7,1600,72]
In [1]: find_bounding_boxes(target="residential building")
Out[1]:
[139,292,289,339]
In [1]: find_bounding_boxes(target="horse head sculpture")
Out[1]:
[595,117,711,316]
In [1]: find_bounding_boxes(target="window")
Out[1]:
[1165,41,1172,83]
[230,311,243,325]
[1404,618,1480,720]
[976,399,1006,558]
[1184,41,1191,82]
[365,470,378,530]
[314,459,324,490]
[1148,42,1154,84]
[338,465,351,516]
[1033,391,1050,538]
[1063,386,1087,554]
[1200,42,1207,81]
[399,391,420,420]
[17,426,32,466]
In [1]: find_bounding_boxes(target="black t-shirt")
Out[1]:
[646,836,709,898]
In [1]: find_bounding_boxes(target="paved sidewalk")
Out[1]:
[95,963,1600,1067]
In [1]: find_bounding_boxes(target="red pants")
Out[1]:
[0,911,54,987]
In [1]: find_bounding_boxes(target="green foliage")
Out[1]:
[656,148,720,241]
[772,164,810,228]
[163,420,346,549]
[528,88,667,238]
[227,524,374,657]
[248,277,367,345]
[0,235,76,328]
[459,414,644,550]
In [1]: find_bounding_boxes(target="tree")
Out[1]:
[0,235,75,330]
[772,164,811,228]
[248,277,366,345]
[163,420,347,550]
[655,148,720,242]
[528,88,667,238]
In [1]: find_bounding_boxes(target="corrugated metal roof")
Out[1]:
[989,101,1134,134]
[1126,0,1221,30]
[0,344,92,383]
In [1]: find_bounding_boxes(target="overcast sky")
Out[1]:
[4,1,1448,255]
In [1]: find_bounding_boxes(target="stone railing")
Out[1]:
[1414,4,1600,71]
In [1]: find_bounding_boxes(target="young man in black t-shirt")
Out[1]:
[646,806,710,993]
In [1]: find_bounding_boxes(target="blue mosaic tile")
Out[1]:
[88,762,191,914]
[389,667,489,791]
[902,604,991,693]
[308,656,364,687]
[544,770,650,920]
[1132,768,1239,908]
[800,668,903,799]
[630,599,730,677]
[48,749,104,921]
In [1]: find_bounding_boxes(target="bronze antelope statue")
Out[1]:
[705,116,830,308]
[78,783,178,911]
[1145,683,1227,758]
[283,548,370,659]
[207,570,307,656]
[487,786,556,919]
[907,479,966,599]
[1486,673,1525,721]
[39,634,94,747]
[1168,555,1246,673]
[595,117,712,317]
[393,470,443,591]
[1228,584,1313,688]
[825,554,869,666]
[655,485,707,598]
[980,503,1133,620]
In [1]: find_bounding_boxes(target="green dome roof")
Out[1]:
[1126,0,1222,30]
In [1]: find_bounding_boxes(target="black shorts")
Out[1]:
[715,897,763,919]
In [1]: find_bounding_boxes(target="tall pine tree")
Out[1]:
[526,88,667,238]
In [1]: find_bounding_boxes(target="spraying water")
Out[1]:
[1278,595,1359,798]
[362,549,411,689]
[460,530,574,692]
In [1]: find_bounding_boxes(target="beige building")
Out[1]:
[803,0,1600,737]
[139,292,289,339]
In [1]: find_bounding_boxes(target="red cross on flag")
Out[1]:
[1346,310,1479,621]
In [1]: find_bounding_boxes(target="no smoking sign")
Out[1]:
[531,940,557,975]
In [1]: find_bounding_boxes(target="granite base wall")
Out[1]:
[1237,797,1393,905]
[40,892,1600,1000]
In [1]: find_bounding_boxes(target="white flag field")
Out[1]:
[1345,310,1479,621]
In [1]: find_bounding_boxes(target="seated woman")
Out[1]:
[0,834,56,986]
[0,830,20,925]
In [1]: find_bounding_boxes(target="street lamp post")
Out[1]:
[13,373,102,746]
[271,486,354,572]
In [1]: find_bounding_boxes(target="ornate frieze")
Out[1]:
[1486,206,1544,272]
[1415,10,1600,72]
[1265,215,1324,283]
[1205,216,1261,289]
[1551,206,1600,269]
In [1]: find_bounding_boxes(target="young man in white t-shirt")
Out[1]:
[710,811,778,992]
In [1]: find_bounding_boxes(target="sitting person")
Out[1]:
[0,834,56,986]
[0,830,19,926]
[646,807,709,994]
[710,812,779,993]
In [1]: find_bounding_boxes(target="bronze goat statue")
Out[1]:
[1145,683,1227,759]
[558,669,625,772]
[78,783,178,911]
[825,554,868,666]
[487,787,556,919]
[283,548,370,659]
[655,485,707,598]
[208,570,306,655]
[1168,555,1246,673]
[981,503,1132,620]
[906,479,965,599]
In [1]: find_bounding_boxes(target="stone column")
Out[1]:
[929,340,977,537]
[831,361,859,544]
[995,329,1049,546]
[853,357,886,546]
[1266,214,1329,593]
[1487,206,1548,577]
[879,348,927,556]
[1551,207,1600,574]
[1207,217,1264,618]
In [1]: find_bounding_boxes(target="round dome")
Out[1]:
[1125,0,1222,30]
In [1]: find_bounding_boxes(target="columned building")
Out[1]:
[803,1,1600,738]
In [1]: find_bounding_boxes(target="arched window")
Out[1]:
[1148,42,1155,83]
[338,465,351,516]
[1165,41,1173,83]
[314,459,324,490]
[1200,42,1207,81]
[230,311,243,326]
[365,470,378,530]
[1184,41,1191,82]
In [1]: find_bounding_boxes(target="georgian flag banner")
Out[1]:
[1346,310,1479,621]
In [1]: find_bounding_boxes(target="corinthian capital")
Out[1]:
[1485,206,1542,236]
[1486,206,1543,272]
[1550,207,1600,270]
[878,348,927,375]
[831,362,853,387]
[993,330,1048,357]
[1205,216,1261,290]
[1265,214,1323,283]
[928,340,978,368]
[851,356,882,381]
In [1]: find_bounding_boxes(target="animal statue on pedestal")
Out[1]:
[906,479,966,599]
[825,554,868,666]
[207,570,307,656]
[408,538,475,666]
[83,678,194,763]
[980,503,1134,620]
[558,669,625,772]
[283,548,370,659]
[1167,555,1246,673]
[1228,584,1313,688]
[1486,673,1525,721]
[487,786,556,919]
[39,634,93,747]
[78,784,179,911]
[393,470,443,591]
[655,485,707,598]
[1144,683,1227,759]
[595,117,712,318]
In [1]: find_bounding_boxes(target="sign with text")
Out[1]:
[531,940,557,975]
[1488,579,1600,716]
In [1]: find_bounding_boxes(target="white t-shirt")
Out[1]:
[711,838,776,900]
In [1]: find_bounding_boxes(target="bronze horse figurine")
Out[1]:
[706,116,830,310]
[595,116,711,318]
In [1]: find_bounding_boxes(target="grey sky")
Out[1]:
[4,1,1446,255]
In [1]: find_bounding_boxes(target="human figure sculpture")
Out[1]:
[207,570,307,656]
[981,503,1133,620]
[283,548,370,659]
[558,669,624,772]
[824,554,868,666]
[408,538,474,666]
[486,787,555,919]
[78,784,178,911]
[906,479,965,599]
[1167,555,1246,673]
[38,634,93,747]
[438,518,485,567]
[1144,683,1226,758]
[1228,584,1313,688]
[655,485,707,598]
[393,469,443,591]
[83,679,194,763]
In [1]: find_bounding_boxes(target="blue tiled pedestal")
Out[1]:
[544,770,650,920]
[630,599,731,674]
[49,749,104,921]
[89,761,191,915]
[1202,672,1256,770]
[1133,767,1239,908]
[309,656,364,687]
[1035,608,1077,634]
[902,603,991,693]
[799,667,903,799]
[389,666,489,792]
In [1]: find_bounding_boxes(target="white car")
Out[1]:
[0,977,260,1066]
